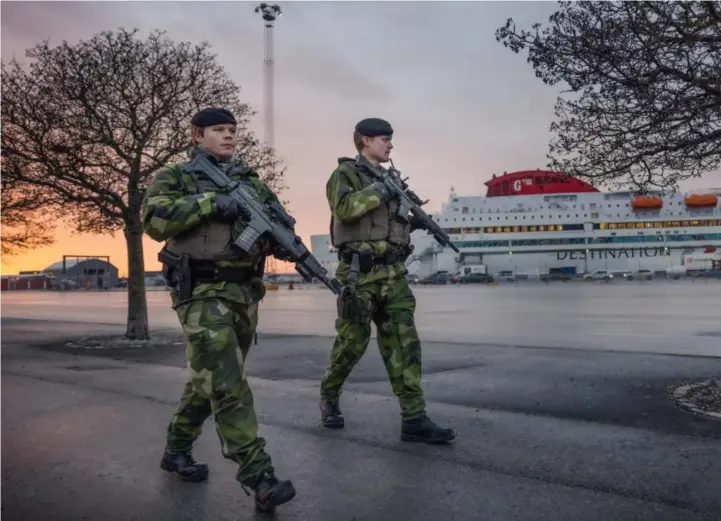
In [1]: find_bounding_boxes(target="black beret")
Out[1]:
[355,118,393,137]
[191,107,237,127]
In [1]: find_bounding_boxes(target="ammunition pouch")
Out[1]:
[338,247,409,273]
[337,287,364,322]
[336,252,364,322]
[158,248,254,302]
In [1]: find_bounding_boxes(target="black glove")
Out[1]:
[409,215,424,231]
[369,181,391,201]
[213,194,247,222]
[272,244,295,262]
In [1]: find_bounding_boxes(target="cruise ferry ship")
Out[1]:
[310,169,721,279]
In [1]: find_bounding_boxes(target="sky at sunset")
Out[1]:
[2,0,720,277]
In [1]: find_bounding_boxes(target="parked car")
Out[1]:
[540,272,572,282]
[458,273,495,284]
[583,270,613,281]
[497,270,515,282]
[635,269,654,281]
[418,272,453,285]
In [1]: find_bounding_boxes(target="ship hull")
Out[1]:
[427,247,718,278]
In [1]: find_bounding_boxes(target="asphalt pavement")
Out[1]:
[2,316,721,521]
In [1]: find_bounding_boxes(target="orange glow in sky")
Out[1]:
[3,1,719,277]
[0,224,301,277]
[2,227,163,277]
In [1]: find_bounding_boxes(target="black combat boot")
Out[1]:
[400,415,456,444]
[159,448,209,482]
[319,399,345,429]
[251,470,297,512]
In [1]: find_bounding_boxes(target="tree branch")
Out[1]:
[496,1,721,190]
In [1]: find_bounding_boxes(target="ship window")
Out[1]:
[548,225,555,231]
[530,226,537,232]
[539,225,546,231]
[503,227,511,232]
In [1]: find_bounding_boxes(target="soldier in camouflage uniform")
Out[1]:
[142,107,296,512]
[319,118,456,444]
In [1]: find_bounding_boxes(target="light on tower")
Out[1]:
[255,3,282,22]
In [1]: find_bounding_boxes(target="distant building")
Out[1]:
[43,258,119,290]
[310,234,339,276]
[263,272,307,284]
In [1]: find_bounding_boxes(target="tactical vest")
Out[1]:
[165,164,264,263]
[331,161,411,249]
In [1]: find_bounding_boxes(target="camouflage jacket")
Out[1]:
[326,157,407,284]
[142,154,281,306]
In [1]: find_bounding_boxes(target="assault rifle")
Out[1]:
[366,159,460,253]
[184,149,342,295]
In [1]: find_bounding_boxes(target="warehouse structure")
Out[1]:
[43,256,119,290]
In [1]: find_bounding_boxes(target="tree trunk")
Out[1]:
[124,207,150,340]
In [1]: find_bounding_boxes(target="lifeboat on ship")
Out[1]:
[684,194,718,208]
[631,195,663,210]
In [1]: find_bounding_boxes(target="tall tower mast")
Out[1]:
[255,3,282,275]
[255,3,282,150]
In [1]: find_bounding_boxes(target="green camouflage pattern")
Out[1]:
[327,159,392,258]
[142,151,289,487]
[142,157,280,306]
[166,297,273,487]
[327,159,407,284]
[320,272,426,420]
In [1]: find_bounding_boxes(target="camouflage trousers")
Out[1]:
[320,275,426,420]
[166,297,273,487]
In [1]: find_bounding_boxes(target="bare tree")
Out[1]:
[0,168,58,258]
[2,28,286,340]
[496,1,721,191]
